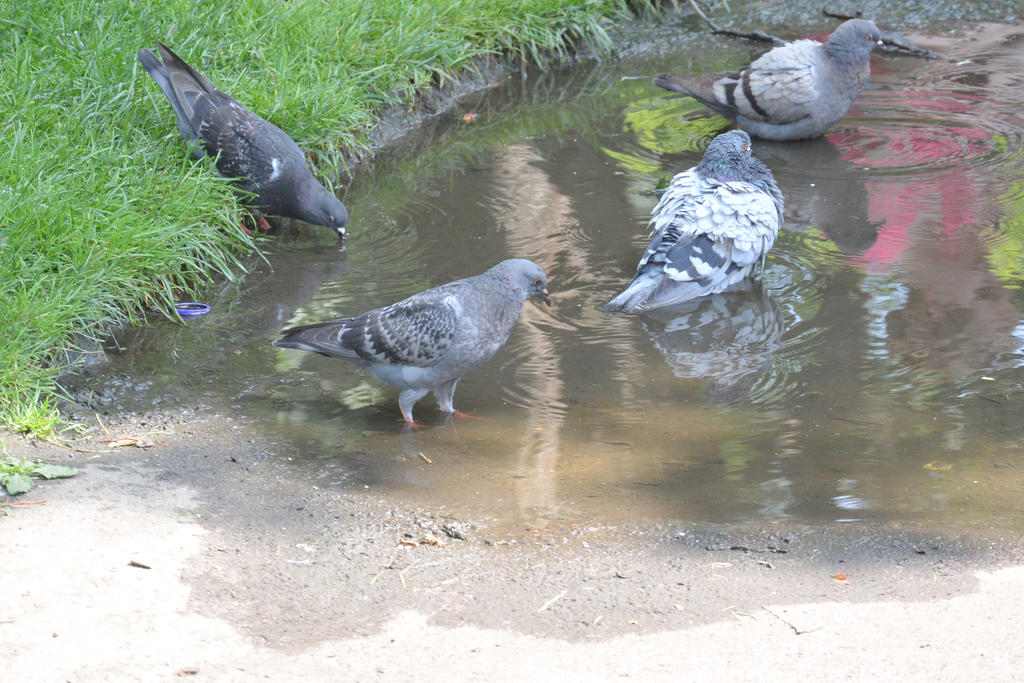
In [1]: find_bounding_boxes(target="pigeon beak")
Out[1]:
[541,289,551,306]
[336,227,346,241]
[876,39,884,47]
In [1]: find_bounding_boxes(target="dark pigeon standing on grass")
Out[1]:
[603,130,783,314]
[655,19,882,141]
[137,43,348,238]
[273,259,551,426]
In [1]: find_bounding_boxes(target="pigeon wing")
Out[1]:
[138,48,199,144]
[196,101,280,192]
[712,41,821,124]
[647,173,780,276]
[152,44,232,135]
[349,294,460,367]
[275,292,460,367]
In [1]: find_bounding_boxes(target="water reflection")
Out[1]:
[487,143,570,527]
[755,137,880,254]
[62,244,348,407]
[881,220,1020,384]
[640,282,784,405]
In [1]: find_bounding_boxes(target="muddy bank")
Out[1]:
[4,418,1024,679]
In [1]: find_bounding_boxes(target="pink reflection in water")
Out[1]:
[826,88,994,273]
[852,169,982,273]
[823,74,1018,378]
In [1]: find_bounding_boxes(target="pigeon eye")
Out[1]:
[533,278,541,286]
[741,145,748,152]
[865,34,872,40]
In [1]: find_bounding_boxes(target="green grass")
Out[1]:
[0,0,655,435]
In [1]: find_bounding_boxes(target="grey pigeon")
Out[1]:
[273,259,551,425]
[137,43,348,238]
[603,130,783,314]
[655,19,882,141]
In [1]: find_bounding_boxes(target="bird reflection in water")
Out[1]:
[755,136,881,254]
[640,281,785,405]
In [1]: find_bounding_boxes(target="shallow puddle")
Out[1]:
[71,23,1024,535]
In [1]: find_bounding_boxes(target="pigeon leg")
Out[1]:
[435,381,485,421]
[255,214,273,232]
[433,379,460,414]
[399,388,430,427]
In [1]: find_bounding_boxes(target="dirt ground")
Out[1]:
[3,408,1024,681]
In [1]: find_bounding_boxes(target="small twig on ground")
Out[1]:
[762,605,823,635]
[724,605,757,620]
[95,412,114,440]
[0,497,46,509]
[878,31,939,59]
[823,8,862,20]
[537,590,567,612]
[687,0,785,44]
[398,560,419,588]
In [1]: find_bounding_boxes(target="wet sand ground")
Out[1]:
[3,409,1023,681]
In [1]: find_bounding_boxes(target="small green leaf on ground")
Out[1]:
[33,464,78,480]
[2,473,35,495]
[0,458,78,497]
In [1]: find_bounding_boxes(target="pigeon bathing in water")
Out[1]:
[603,130,783,314]
[273,259,551,426]
[137,43,348,238]
[655,19,882,141]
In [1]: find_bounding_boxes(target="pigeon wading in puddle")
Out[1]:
[655,19,882,141]
[603,130,783,314]
[273,259,551,426]
[137,43,348,238]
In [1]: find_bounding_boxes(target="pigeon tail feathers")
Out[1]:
[273,320,359,360]
[138,47,199,144]
[603,270,721,315]
[654,72,740,120]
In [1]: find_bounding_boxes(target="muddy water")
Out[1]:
[73,23,1024,535]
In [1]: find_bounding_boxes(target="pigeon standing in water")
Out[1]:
[654,19,882,141]
[273,259,551,425]
[603,130,783,314]
[137,43,348,238]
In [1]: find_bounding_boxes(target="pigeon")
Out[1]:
[654,19,883,141]
[603,130,783,314]
[137,43,348,238]
[273,259,551,425]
